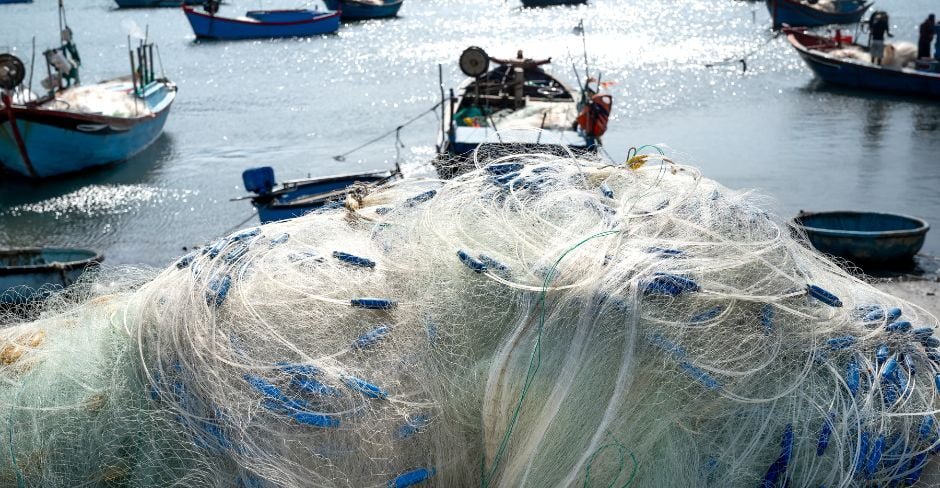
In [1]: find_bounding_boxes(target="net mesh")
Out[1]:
[0,149,937,487]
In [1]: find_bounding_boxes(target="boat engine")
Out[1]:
[0,53,26,91]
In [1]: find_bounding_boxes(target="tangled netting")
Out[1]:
[1,149,939,488]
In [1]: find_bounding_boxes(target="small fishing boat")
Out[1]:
[115,0,203,8]
[436,46,611,178]
[0,247,102,304]
[240,165,400,223]
[521,0,586,7]
[183,2,340,40]
[323,0,403,20]
[784,27,940,98]
[0,3,176,179]
[0,0,32,4]
[767,0,871,29]
[791,211,930,264]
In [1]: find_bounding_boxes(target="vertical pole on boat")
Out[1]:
[27,37,35,98]
[438,64,445,145]
[148,44,154,85]
[57,0,64,40]
[579,19,589,85]
[128,36,138,98]
[448,88,455,141]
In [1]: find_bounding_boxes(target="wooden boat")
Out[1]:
[791,211,930,264]
[115,0,202,8]
[767,0,871,29]
[521,0,586,7]
[240,165,400,223]
[785,27,940,98]
[323,0,403,20]
[0,247,102,304]
[183,4,340,40]
[436,46,610,178]
[0,4,176,179]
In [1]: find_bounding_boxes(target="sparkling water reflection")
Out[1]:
[1,0,938,264]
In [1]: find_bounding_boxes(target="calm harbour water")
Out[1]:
[1,0,938,267]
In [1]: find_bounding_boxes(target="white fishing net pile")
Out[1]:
[0,149,938,487]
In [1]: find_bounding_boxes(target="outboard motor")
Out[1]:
[243,167,276,195]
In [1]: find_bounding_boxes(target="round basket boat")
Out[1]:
[790,211,930,264]
[0,248,103,304]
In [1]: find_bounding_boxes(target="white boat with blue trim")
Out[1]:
[0,1,176,179]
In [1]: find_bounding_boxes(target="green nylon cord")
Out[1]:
[8,386,24,488]
[582,436,638,488]
[481,229,625,487]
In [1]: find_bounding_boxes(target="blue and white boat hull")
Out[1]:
[323,0,403,20]
[0,78,176,179]
[241,166,397,223]
[115,0,202,7]
[767,0,871,29]
[0,248,102,304]
[183,6,340,40]
[786,28,940,98]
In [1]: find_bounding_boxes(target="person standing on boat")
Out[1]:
[868,11,892,65]
[919,14,936,59]
[935,19,940,60]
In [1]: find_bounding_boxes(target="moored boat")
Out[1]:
[323,0,403,20]
[791,211,930,264]
[0,247,103,304]
[784,27,940,98]
[521,0,586,7]
[115,0,202,8]
[436,46,610,178]
[183,2,340,40]
[240,165,400,223]
[0,3,177,179]
[0,0,32,4]
[766,0,871,29]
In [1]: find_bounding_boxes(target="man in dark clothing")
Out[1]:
[920,14,936,59]
[869,11,892,65]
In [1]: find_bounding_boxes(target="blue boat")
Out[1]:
[791,211,930,264]
[0,0,31,4]
[0,7,176,179]
[115,0,202,8]
[521,0,586,7]
[240,166,400,223]
[436,46,610,178]
[323,0,403,20]
[0,247,102,304]
[767,0,871,29]
[183,4,340,40]
[785,28,940,98]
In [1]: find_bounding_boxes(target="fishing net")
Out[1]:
[1,148,938,487]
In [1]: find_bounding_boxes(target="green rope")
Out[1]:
[582,436,639,488]
[481,229,621,487]
[8,386,24,488]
